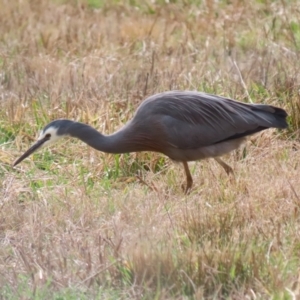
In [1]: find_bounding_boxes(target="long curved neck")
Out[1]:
[66,121,150,154]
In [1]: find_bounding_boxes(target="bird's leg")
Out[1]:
[214,157,234,175]
[182,161,193,194]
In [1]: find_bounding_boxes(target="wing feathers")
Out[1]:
[136,91,288,149]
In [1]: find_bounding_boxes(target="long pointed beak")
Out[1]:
[13,136,49,167]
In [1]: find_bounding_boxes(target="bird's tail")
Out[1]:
[252,104,288,129]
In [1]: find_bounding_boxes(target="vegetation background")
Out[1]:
[1,0,300,299]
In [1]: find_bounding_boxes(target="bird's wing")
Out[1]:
[137,91,286,149]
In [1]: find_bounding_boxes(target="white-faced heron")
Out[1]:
[13,90,288,193]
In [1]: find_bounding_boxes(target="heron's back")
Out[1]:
[131,91,288,161]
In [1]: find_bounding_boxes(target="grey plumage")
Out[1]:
[13,90,288,193]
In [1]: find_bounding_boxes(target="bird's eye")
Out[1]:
[45,133,51,139]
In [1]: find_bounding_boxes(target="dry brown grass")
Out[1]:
[1,0,300,299]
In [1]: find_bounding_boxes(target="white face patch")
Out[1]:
[38,126,61,147]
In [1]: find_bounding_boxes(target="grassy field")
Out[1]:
[1,0,300,299]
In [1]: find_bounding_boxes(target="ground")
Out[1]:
[1,0,300,299]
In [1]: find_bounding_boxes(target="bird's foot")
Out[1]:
[181,183,192,195]
[224,165,234,176]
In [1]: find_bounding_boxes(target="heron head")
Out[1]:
[13,123,63,167]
